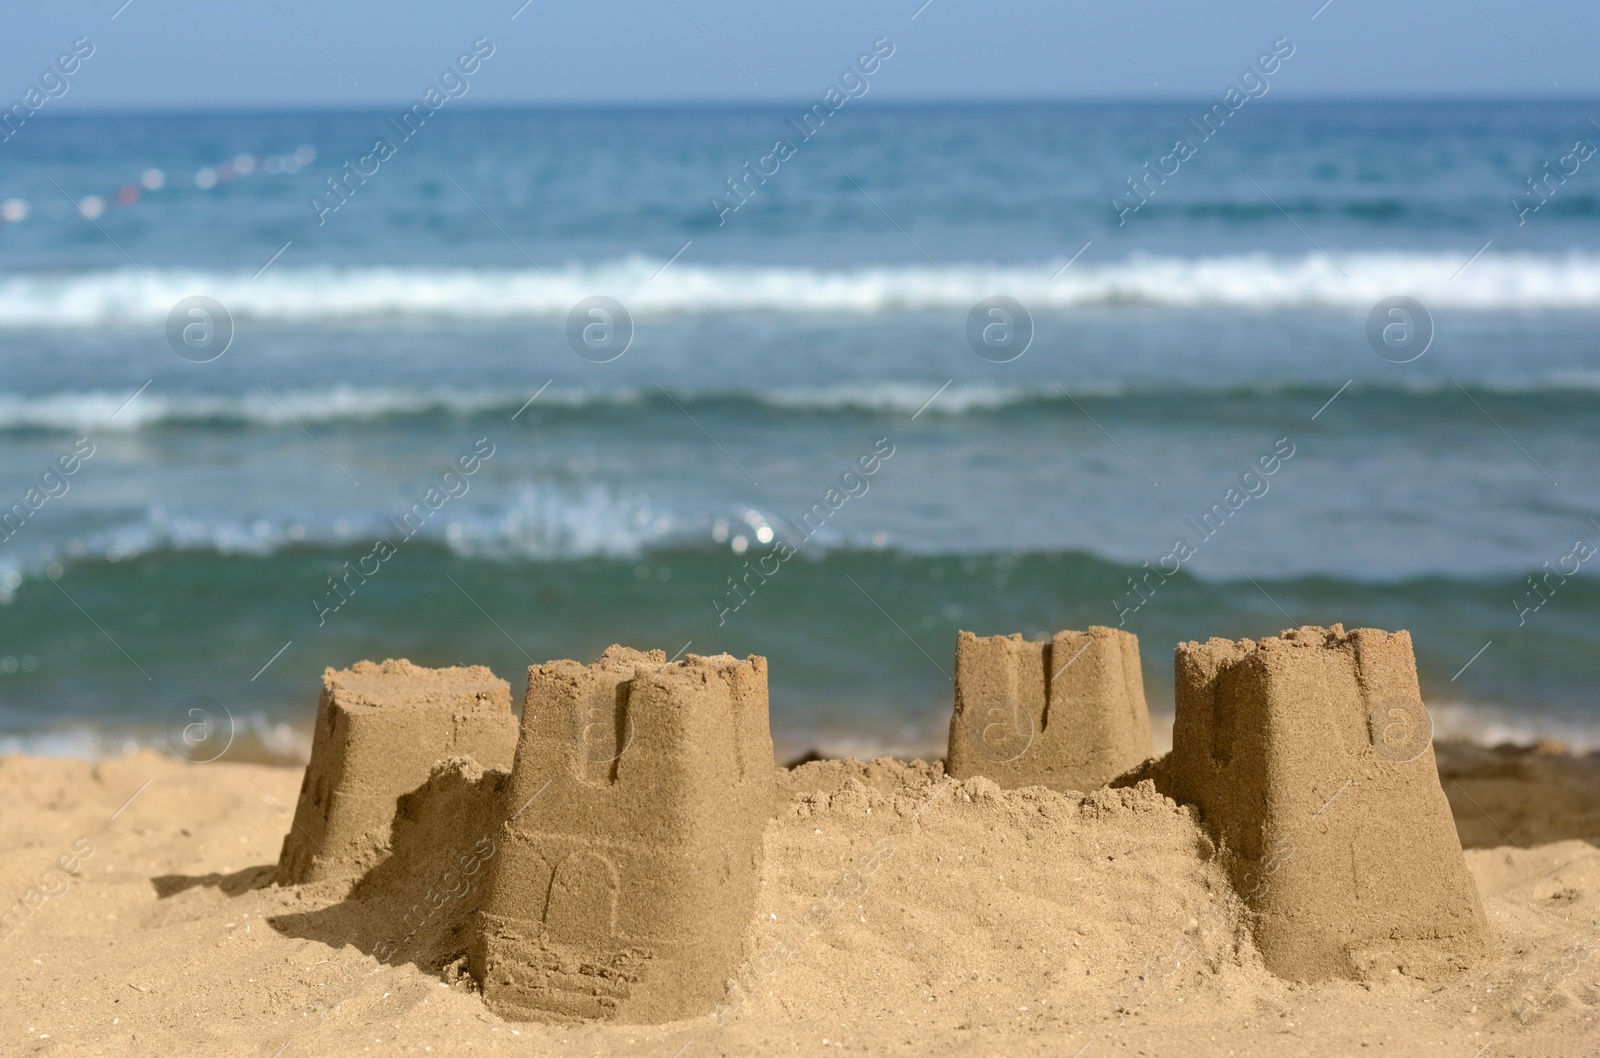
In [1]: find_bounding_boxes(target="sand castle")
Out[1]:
[272,620,1486,1021]
[1169,625,1488,981]
[946,627,1153,791]
[276,659,518,887]
[470,646,775,1023]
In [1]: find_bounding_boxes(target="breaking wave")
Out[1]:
[7,250,1600,327]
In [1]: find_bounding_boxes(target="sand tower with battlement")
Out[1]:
[277,659,518,888]
[946,627,1153,791]
[470,646,775,1023]
[1169,625,1488,981]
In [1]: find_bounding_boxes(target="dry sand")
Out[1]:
[1,744,1596,1057]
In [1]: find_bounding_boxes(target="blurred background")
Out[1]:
[1,0,1598,761]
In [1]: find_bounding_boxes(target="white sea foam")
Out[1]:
[0,713,312,763]
[8,250,1600,327]
[1428,700,1600,754]
[0,385,527,432]
[0,482,895,601]
[0,485,705,592]
[0,382,1078,432]
[4,372,1598,435]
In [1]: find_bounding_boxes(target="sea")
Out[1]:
[1,100,1598,762]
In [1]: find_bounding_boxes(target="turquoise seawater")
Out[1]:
[1,101,1598,757]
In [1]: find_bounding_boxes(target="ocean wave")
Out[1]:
[10,250,1600,325]
[5,374,1600,434]
[0,487,807,598]
[0,382,1068,432]
[0,386,521,433]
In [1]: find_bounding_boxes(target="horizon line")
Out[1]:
[21,90,1600,118]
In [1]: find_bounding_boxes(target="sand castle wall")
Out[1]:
[1169,625,1488,981]
[470,646,775,1023]
[947,627,1153,791]
[277,659,518,887]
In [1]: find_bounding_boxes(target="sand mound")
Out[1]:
[733,771,1255,1033]
[780,756,946,802]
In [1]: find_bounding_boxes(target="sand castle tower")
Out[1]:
[946,627,1153,791]
[277,659,518,887]
[1169,625,1488,981]
[470,646,774,1023]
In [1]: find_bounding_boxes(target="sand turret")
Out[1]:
[470,646,775,1023]
[1169,625,1488,980]
[276,659,518,887]
[946,627,1153,791]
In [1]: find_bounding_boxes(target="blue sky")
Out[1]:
[5,0,1594,109]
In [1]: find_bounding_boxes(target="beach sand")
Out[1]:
[0,742,1595,1057]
